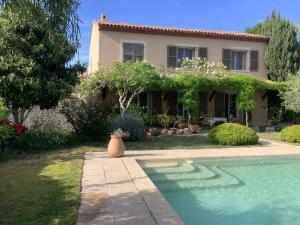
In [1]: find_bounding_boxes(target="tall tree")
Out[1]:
[0,1,84,124]
[246,11,300,81]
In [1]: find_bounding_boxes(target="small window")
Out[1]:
[250,50,259,71]
[123,42,144,61]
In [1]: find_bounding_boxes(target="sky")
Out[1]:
[77,0,300,64]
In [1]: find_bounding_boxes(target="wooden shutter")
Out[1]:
[250,50,259,71]
[167,46,177,68]
[198,47,208,59]
[222,49,231,69]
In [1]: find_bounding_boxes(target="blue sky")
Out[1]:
[77,0,300,64]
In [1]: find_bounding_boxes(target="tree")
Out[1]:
[281,71,300,113]
[80,61,160,117]
[0,0,80,44]
[236,86,255,126]
[246,11,300,81]
[0,2,84,124]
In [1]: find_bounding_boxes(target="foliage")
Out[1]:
[0,125,15,154]
[281,72,300,113]
[111,113,145,141]
[143,113,156,127]
[80,61,160,116]
[280,125,300,143]
[0,1,84,124]
[179,57,227,77]
[0,0,81,44]
[236,85,255,126]
[60,97,113,140]
[156,114,171,129]
[208,123,259,145]
[0,98,9,120]
[111,128,130,139]
[128,103,145,117]
[246,11,300,81]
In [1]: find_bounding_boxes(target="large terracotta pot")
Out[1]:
[190,124,199,134]
[108,135,125,157]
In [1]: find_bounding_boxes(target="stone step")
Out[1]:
[154,166,243,191]
[149,165,216,181]
[144,163,195,174]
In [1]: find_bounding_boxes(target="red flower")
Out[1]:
[12,124,28,136]
[2,119,10,126]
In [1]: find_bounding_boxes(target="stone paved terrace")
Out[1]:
[77,143,300,225]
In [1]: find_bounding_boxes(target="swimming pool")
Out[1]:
[142,156,300,225]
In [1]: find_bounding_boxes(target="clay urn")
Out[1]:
[108,135,125,157]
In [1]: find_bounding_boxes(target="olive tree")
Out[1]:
[281,71,300,113]
[236,86,256,126]
[80,61,160,117]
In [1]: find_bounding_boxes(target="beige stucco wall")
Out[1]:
[88,21,100,73]
[89,24,268,79]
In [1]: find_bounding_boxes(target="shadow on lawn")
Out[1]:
[0,150,83,225]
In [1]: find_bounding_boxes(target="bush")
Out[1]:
[0,99,9,121]
[60,98,114,140]
[280,125,300,143]
[111,113,145,141]
[0,125,15,155]
[208,123,258,145]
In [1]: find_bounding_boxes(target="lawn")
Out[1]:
[257,131,281,142]
[0,133,266,225]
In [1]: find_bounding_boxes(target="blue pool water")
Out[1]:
[142,156,300,225]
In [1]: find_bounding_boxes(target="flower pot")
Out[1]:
[178,122,185,129]
[107,135,125,158]
[259,125,266,132]
[190,124,199,134]
[170,128,177,135]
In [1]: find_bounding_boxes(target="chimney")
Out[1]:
[100,13,107,21]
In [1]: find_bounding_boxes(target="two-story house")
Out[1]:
[88,14,270,126]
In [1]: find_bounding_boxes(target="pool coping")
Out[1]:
[77,145,300,225]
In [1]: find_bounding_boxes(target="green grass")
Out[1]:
[257,131,281,142]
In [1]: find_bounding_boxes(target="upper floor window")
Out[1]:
[123,42,144,61]
[223,49,246,70]
[168,46,205,68]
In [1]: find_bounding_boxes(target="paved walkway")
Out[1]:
[77,141,300,225]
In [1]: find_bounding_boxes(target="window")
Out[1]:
[177,48,195,66]
[198,48,208,59]
[222,49,246,71]
[167,46,196,67]
[123,42,144,61]
[250,50,259,71]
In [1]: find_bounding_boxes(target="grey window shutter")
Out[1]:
[222,49,231,69]
[167,46,177,68]
[198,47,208,59]
[250,50,259,71]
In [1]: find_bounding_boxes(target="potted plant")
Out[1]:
[157,114,170,135]
[189,117,199,134]
[107,128,129,158]
[177,115,185,129]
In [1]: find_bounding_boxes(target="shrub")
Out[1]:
[280,125,300,143]
[0,99,9,121]
[0,125,15,154]
[111,113,145,141]
[60,97,114,140]
[208,123,258,145]
[156,114,171,129]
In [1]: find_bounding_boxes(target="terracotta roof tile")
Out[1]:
[97,21,269,42]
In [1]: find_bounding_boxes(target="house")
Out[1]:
[89,14,271,126]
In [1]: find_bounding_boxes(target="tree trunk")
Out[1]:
[187,110,191,126]
[245,111,249,127]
